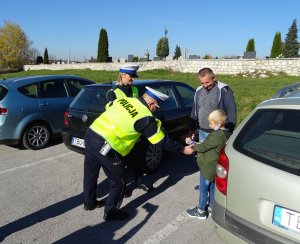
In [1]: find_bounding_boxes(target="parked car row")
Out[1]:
[0,75,196,171]
[62,80,196,172]
[2,73,299,242]
[0,75,95,149]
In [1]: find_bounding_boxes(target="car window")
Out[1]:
[40,79,68,98]
[0,85,8,101]
[66,78,93,97]
[18,83,38,98]
[175,85,194,107]
[70,87,111,113]
[233,109,300,176]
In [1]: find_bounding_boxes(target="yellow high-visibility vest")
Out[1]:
[90,97,165,156]
[113,86,139,98]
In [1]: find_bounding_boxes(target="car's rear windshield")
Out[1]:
[70,87,111,112]
[233,109,300,176]
[0,85,8,101]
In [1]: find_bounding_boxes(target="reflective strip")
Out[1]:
[131,86,139,98]
[148,130,165,144]
[148,119,165,144]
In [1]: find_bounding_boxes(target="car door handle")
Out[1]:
[40,102,49,106]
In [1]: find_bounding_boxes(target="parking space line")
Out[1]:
[0,152,74,176]
[143,211,189,244]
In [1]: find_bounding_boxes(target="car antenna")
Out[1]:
[0,73,6,80]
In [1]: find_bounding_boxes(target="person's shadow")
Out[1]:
[0,177,109,242]
[0,152,198,243]
[55,152,198,243]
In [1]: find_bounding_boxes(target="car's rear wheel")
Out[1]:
[22,122,51,150]
[144,144,163,173]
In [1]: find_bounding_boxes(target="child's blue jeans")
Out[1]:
[198,174,215,211]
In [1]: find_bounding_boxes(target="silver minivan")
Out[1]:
[212,95,300,243]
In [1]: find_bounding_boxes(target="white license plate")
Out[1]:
[273,205,300,234]
[71,137,85,148]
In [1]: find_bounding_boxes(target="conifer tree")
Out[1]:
[270,32,283,58]
[282,19,299,58]
[156,38,163,60]
[97,28,109,62]
[36,56,43,64]
[156,29,170,60]
[161,37,169,58]
[156,37,170,60]
[246,38,255,52]
[173,45,181,60]
[43,48,49,64]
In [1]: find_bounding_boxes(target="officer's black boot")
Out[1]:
[136,176,152,192]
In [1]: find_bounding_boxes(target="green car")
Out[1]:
[212,90,300,243]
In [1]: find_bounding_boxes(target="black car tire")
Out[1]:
[144,144,163,173]
[22,122,51,150]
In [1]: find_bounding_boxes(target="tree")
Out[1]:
[246,38,255,52]
[156,37,169,60]
[0,21,32,69]
[173,44,181,60]
[28,47,40,64]
[270,32,283,58]
[156,28,170,60]
[133,56,139,62]
[36,56,43,64]
[97,28,109,62]
[203,54,213,59]
[283,19,299,58]
[43,48,49,64]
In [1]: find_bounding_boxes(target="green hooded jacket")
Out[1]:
[193,129,231,181]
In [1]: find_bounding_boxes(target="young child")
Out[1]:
[185,109,232,219]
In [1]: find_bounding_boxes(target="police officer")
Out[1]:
[83,86,192,221]
[106,64,139,101]
[106,64,152,195]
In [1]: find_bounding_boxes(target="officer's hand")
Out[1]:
[185,134,195,145]
[183,145,194,155]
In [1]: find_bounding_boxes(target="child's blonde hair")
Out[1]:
[208,109,227,126]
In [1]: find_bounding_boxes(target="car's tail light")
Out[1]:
[64,111,69,127]
[0,108,8,115]
[215,145,229,195]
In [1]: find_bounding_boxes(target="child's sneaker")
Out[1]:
[208,206,212,215]
[186,207,207,220]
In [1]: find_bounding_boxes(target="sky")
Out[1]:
[1,0,299,62]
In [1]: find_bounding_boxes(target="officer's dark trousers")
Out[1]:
[83,128,126,214]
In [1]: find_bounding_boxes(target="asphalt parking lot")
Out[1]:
[0,140,224,243]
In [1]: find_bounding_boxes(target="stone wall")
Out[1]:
[24,58,300,76]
